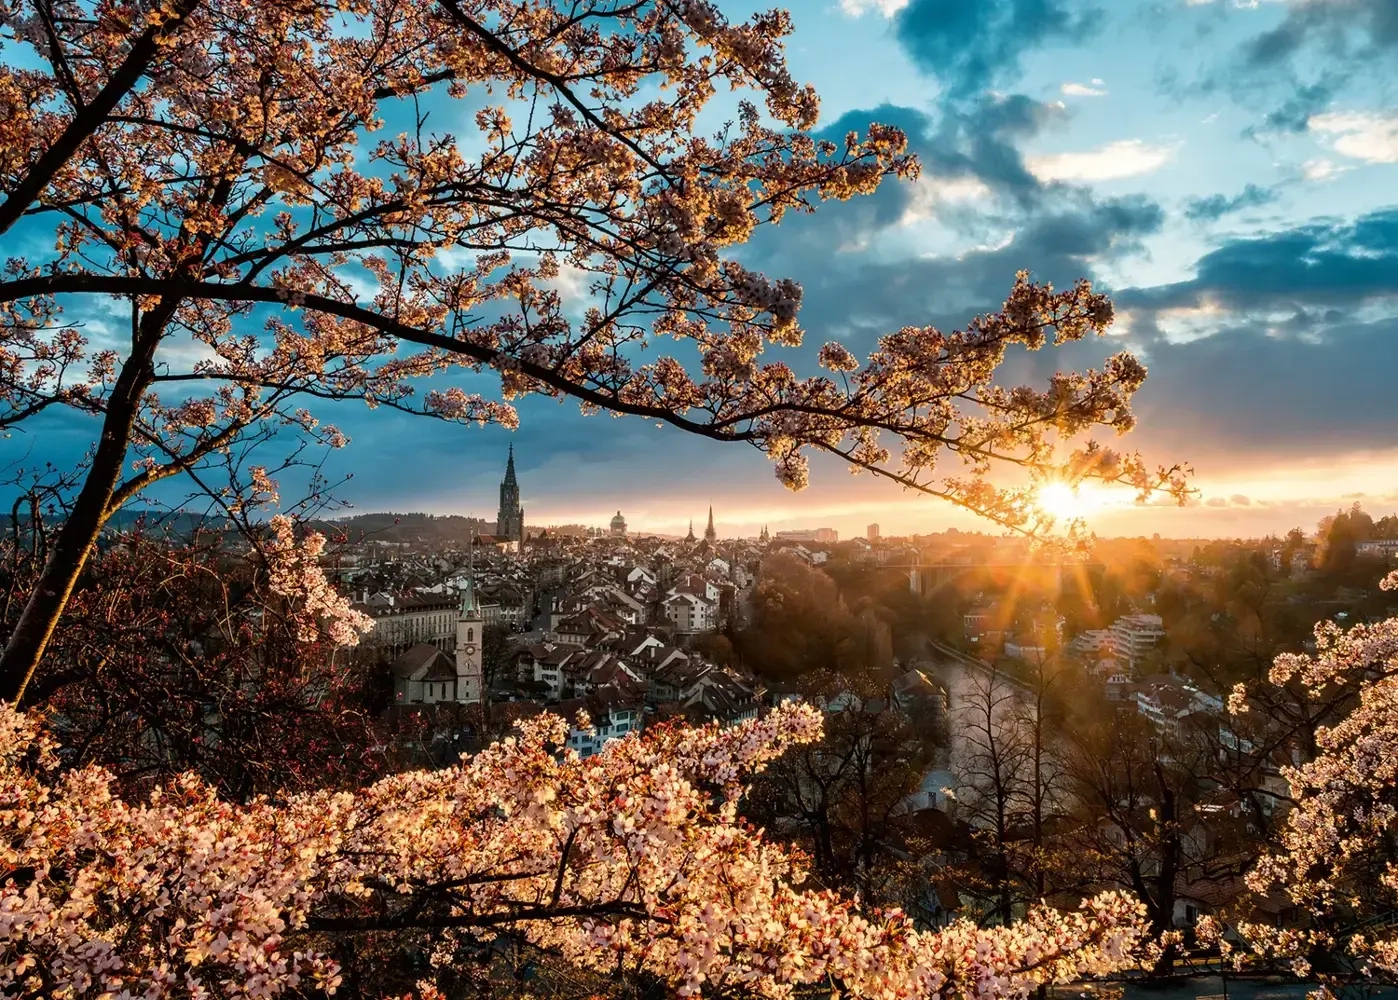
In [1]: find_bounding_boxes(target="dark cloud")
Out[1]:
[1122,208,1398,317]
[920,94,1067,207]
[806,95,1065,239]
[1183,183,1278,223]
[1244,0,1398,68]
[766,188,1163,360]
[895,0,1097,97]
[1245,79,1343,136]
[1121,310,1398,467]
[1093,207,1398,467]
[1194,0,1398,139]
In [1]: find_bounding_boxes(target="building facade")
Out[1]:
[1110,613,1165,668]
[776,528,839,543]
[663,592,716,633]
[359,593,458,652]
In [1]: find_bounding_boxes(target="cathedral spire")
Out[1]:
[497,443,523,542]
[704,504,716,543]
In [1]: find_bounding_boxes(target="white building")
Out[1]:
[358,592,458,651]
[1357,539,1398,558]
[390,644,460,704]
[1068,629,1114,657]
[1110,614,1165,667]
[663,592,716,633]
[561,694,643,758]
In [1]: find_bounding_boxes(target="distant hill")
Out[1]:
[329,512,493,545]
[2,508,499,547]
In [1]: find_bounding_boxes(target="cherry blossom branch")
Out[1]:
[0,0,203,236]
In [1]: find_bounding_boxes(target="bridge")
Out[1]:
[891,562,1104,594]
[916,639,1033,694]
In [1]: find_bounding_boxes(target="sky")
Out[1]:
[14,0,1398,540]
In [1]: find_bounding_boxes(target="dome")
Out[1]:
[610,511,626,528]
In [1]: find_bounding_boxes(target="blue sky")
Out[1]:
[15,0,1398,539]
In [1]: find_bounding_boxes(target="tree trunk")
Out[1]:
[1150,767,1180,978]
[0,306,165,704]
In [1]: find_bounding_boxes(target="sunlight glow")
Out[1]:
[1036,482,1101,522]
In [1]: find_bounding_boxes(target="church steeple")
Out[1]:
[455,547,483,704]
[458,570,479,618]
[685,519,695,542]
[704,505,716,543]
[497,443,524,542]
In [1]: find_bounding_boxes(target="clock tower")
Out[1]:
[455,570,483,705]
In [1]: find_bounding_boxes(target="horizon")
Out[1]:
[93,500,1377,544]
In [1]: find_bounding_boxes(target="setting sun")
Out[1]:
[1036,482,1097,522]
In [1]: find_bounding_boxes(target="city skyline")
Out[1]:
[365,440,1398,541]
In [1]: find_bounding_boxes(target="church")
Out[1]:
[389,575,484,705]
[496,444,524,542]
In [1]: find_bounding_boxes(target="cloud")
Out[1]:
[773,190,1164,351]
[1096,207,1398,469]
[1183,182,1278,221]
[747,97,1065,267]
[1310,110,1398,162]
[1302,158,1346,181]
[895,0,1096,97]
[1244,0,1398,68]
[1118,312,1398,470]
[1204,0,1398,137]
[899,175,993,225]
[1122,207,1398,317]
[1026,139,1177,183]
[840,0,911,15]
[1061,80,1108,97]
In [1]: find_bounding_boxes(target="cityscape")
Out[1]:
[5,0,1398,998]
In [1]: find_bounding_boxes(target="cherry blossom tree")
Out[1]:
[0,698,1157,999]
[0,501,386,798]
[0,0,1188,701]
[1225,571,1398,988]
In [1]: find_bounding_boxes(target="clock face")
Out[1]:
[464,644,477,655]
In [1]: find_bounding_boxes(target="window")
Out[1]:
[467,627,474,642]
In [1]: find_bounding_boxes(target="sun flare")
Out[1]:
[1035,482,1098,522]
